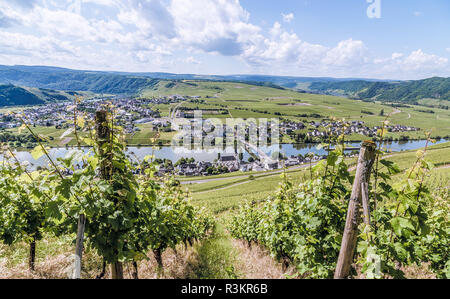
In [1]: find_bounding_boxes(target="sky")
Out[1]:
[0,0,449,79]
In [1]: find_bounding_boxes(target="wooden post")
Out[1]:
[29,238,36,271]
[361,182,371,225]
[73,214,86,279]
[334,141,376,279]
[95,110,124,279]
[96,110,111,179]
[111,262,124,280]
[73,101,86,279]
[132,262,139,279]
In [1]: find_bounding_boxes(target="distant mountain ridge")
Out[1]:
[308,77,450,104]
[0,65,160,95]
[0,84,80,107]
[0,65,449,106]
[0,65,384,92]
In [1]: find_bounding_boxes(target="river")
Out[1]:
[1,139,447,168]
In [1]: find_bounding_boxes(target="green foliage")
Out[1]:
[0,148,51,264]
[228,144,350,278]
[0,105,212,272]
[358,132,449,279]
[229,124,449,279]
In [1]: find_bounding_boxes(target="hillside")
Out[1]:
[0,84,80,107]
[309,77,450,105]
[0,65,160,95]
[142,80,450,139]
[0,65,383,94]
[2,64,449,107]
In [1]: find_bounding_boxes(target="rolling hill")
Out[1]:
[0,65,380,95]
[0,84,80,107]
[0,65,160,95]
[1,65,449,108]
[308,77,450,105]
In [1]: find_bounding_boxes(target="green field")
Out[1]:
[3,80,450,148]
[184,142,450,216]
[142,80,450,141]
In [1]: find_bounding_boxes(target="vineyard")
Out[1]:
[229,125,449,279]
[0,103,449,279]
[0,101,212,279]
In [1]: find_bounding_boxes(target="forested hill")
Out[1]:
[0,66,160,95]
[2,65,449,105]
[0,84,80,107]
[0,65,377,94]
[309,77,450,104]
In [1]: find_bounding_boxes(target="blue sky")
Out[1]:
[0,0,449,79]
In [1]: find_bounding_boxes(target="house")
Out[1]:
[177,163,199,176]
[135,118,153,124]
[264,160,279,170]
[218,154,240,172]
[239,162,252,172]
[219,154,237,163]
[285,157,300,167]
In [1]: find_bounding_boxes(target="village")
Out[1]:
[305,120,420,139]
[0,95,186,132]
[0,94,420,141]
[151,151,328,177]
[0,94,422,179]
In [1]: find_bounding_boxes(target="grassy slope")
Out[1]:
[3,81,449,279]
[0,85,95,107]
[1,142,447,279]
[142,80,450,140]
[187,142,450,216]
[3,80,449,147]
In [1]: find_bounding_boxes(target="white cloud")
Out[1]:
[185,56,202,65]
[391,52,404,60]
[169,0,259,56]
[322,39,368,67]
[119,0,176,39]
[0,31,78,58]
[281,12,294,23]
[0,0,447,79]
[81,0,119,6]
[241,22,327,69]
[402,49,448,71]
[371,49,448,79]
[8,0,36,9]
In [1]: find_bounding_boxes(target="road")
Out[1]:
[240,138,274,164]
[170,101,184,120]
[181,163,314,185]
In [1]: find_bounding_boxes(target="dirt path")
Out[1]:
[437,164,450,169]
[170,101,184,120]
[182,164,313,185]
[391,108,411,119]
[232,240,295,279]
